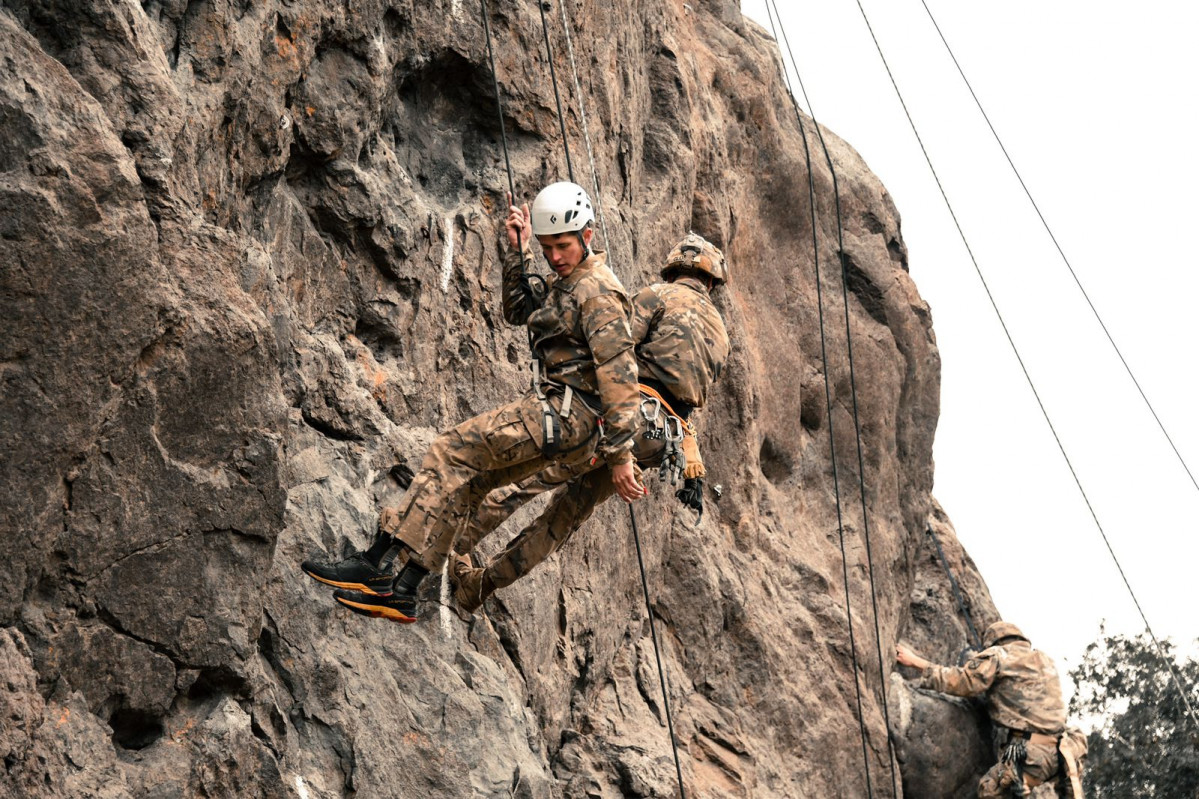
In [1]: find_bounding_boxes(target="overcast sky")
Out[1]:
[740,0,1199,692]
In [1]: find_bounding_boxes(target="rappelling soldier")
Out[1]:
[897,621,1087,797]
[449,232,732,612]
[300,181,643,622]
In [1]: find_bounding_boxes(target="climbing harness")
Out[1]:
[479,5,687,793]
[925,525,983,652]
[765,3,896,796]
[637,389,689,485]
[850,0,1199,734]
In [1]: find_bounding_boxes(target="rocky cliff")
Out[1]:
[2,0,1005,796]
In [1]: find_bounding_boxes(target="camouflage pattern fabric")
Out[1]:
[451,276,730,608]
[629,276,730,408]
[484,465,615,592]
[372,238,642,573]
[381,384,600,573]
[503,247,638,466]
[456,431,666,603]
[921,639,1068,797]
[452,460,591,558]
[920,639,1068,735]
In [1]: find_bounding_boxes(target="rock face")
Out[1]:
[1,1,1006,796]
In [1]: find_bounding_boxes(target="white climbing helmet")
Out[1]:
[530,181,594,236]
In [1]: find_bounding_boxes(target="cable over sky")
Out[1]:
[740,0,1199,687]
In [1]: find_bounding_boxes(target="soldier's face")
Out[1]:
[537,228,592,277]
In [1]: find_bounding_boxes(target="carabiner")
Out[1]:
[640,397,662,424]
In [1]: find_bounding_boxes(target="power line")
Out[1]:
[916,0,1199,498]
[849,0,1199,732]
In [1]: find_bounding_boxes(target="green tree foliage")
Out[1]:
[1069,630,1199,798]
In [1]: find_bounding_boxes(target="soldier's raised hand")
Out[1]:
[505,192,531,250]
[896,643,930,670]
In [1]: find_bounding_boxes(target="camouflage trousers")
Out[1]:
[978,742,1059,799]
[382,389,600,573]
[453,426,667,598]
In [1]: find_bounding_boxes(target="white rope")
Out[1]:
[557,0,614,261]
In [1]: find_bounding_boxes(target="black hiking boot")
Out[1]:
[333,585,419,623]
[301,552,394,595]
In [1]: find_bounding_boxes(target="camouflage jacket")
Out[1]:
[920,640,1067,735]
[629,276,730,409]
[502,246,638,466]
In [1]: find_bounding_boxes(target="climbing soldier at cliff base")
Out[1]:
[449,232,732,612]
[896,621,1087,798]
[300,181,644,622]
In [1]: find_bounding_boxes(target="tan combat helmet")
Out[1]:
[982,621,1029,648]
[662,232,728,286]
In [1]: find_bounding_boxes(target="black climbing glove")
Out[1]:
[675,477,703,517]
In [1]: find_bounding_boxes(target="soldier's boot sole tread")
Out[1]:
[333,588,418,623]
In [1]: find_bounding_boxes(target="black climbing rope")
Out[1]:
[480,0,518,219]
[480,0,548,338]
[628,504,688,799]
[767,2,902,795]
[925,525,983,651]
[916,0,1199,500]
[555,0,615,258]
[536,0,575,182]
[488,3,685,789]
[764,7,901,795]
[763,5,877,796]
[849,0,1199,733]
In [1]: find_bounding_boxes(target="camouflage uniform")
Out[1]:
[384,245,639,574]
[920,639,1067,797]
[629,276,729,407]
[453,275,730,608]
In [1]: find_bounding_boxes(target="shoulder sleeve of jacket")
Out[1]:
[579,290,638,466]
[502,245,542,325]
[629,285,663,345]
[581,291,634,366]
[919,649,1000,697]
